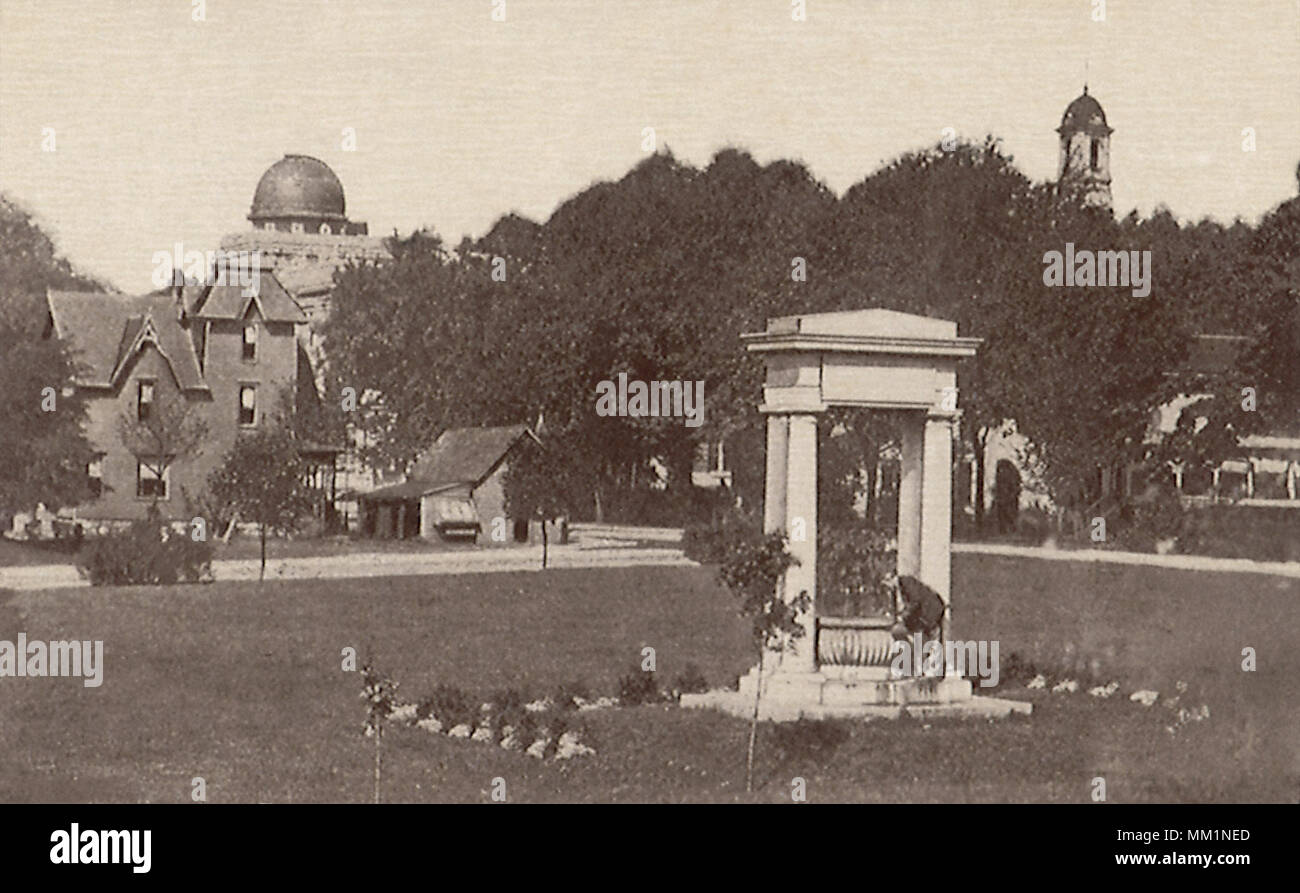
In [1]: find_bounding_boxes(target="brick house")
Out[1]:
[41,269,335,529]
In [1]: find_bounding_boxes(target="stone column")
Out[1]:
[763,415,789,535]
[919,412,955,647]
[897,412,925,578]
[782,413,818,673]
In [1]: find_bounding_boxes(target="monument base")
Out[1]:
[680,665,1031,722]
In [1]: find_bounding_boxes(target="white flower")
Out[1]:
[1130,690,1159,706]
[578,696,619,712]
[1088,681,1120,698]
[525,698,552,713]
[448,724,472,738]
[554,730,594,759]
[389,703,417,722]
[416,717,443,734]
[525,739,549,759]
[1026,674,1047,690]
[472,725,495,743]
[500,727,520,750]
[1052,679,1078,693]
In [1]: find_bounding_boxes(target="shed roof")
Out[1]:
[360,425,539,503]
[410,424,539,488]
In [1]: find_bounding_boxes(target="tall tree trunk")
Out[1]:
[373,734,381,804]
[259,524,267,582]
[593,487,603,524]
[541,515,548,569]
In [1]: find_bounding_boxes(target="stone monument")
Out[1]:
[683,309,1031,721]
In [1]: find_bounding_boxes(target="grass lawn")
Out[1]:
[0,536,79,567]
[209,532,480,562]
[0,532,480,567]
[0,556,1296,803]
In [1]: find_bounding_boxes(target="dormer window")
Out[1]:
[137,380,154,422]
[239,385,257,427]
[290,222,304,234]
[319,223,332,234]
[263,222,276,231]
[242,322,258,361]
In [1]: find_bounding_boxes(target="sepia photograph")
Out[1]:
[0,0,1295,874]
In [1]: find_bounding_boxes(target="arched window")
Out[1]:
[1089,139,1100,172]
[319,223,332,235]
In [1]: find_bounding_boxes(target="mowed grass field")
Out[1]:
[0,555,1297,803]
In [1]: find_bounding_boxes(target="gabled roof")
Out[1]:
[190,269,306,323]
[46,290,207,391]
[409,424,540,489]
[362,425,540,502]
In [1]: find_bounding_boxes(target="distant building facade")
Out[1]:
[40,273,335,528]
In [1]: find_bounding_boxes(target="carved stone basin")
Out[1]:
[817,615,896,667]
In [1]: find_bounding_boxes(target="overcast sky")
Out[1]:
[2,0,1297,293]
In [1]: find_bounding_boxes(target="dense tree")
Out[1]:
[314,142,1297,531]
[0,195,107,517]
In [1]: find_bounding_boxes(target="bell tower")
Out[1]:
[1057,86,1113,211]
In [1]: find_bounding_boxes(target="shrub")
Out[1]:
[540,711,572,759]
[551,680,590,711]
[419,684,475,728]
[617,663,663,705]
[1014,505,1055,545]
[1114,488,1186,552]
[671,663,710,696]
[1178,504,1300,562]
[487,688,527,736]
[76,512,213,585]
[682,503,761,566]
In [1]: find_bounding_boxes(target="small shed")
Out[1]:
[359,425,552,544]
